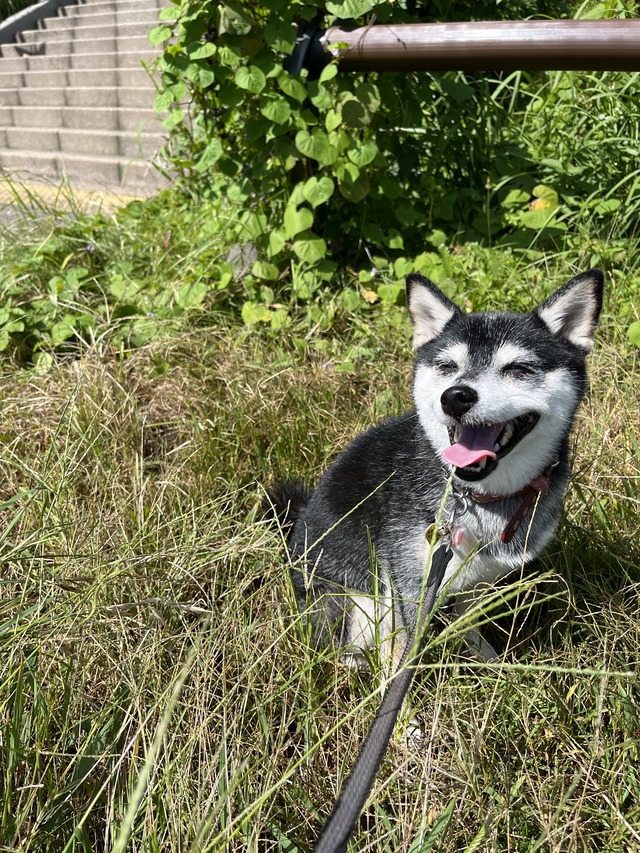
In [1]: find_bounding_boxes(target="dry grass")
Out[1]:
[0,297,638,852]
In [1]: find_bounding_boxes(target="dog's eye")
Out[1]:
[502,362,538,378]
[435,359,458,375]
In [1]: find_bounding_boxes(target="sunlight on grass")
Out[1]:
[0,283,638,850]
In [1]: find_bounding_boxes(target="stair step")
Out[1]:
[19,22,157,42]
[0,104,161,132]
[60,0,165,16]
[0,85,154,107]
[0,126,164,158]
[0,50,156,70]
[0,148,169,191]
[45,9,161,28]
[2,36,155,59]
[0,65,154,88]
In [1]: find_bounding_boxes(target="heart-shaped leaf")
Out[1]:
[295,130,338,165]
[235,65,266,93]
[260,97,291,124]
[347,140,378,168]
[628,321,640,347]
[302,177,335,208]
[284,205,314,238]
[292,232,327,264]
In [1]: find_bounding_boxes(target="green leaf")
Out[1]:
[278,73,307,102]
[154,89,176,111]
[195,139,223,172]
[219,44,242,65]
[33,351,53,374]
[51,316,78,343]
[591,198,621,215]
[501,189,530,209]
[252,261,280,280]
[532,184,559,208]
[519,208,561,230]
[339,173,370,203]
[109,275,141,303]
[379,177,401,200]
[347,140,377,168]
[319,63,339,83]
[163,107,184,131]
[221,4,251,34]
[284,205,314,238]
[189,66,215,87]
[235,65,266,94]
[264,20,297,53]
[335,159,360,185]
[628,321,640,347]
[302,176,335,208]
[267,229,286,257]
[260,97,291,124]
[292,232,327,264]
[270,308,290,330]
[149,25,173,46]
[395,200,417,226]
[238,211,267,240]
[176,281,207,308]
[242,301,271,325]
[386,230,404,249]
[294,130,338,166]
[187,42,216,60]
[326,0,378,19]
[325,109,341,132]
[394,257,414,278]
[341,96,369,127]
[377,283,404,304]
[355,81,381,113]
[309,81,333,111]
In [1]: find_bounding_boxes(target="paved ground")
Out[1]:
[0,176,149,229]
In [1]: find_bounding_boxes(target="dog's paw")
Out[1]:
[461,629,498,662]
[399,714,425,748]
[339,650,370,671]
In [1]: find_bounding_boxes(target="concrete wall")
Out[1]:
[0,0,78,44]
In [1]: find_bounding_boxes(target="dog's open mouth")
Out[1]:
[442,412,540,481]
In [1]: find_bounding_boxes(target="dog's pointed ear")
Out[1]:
[406,274,461,349]
[535,269,604,352]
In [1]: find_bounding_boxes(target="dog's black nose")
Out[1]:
[441,385,478,419]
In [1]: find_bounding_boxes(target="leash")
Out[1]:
[311,465,555,851]
[313,544,452,853]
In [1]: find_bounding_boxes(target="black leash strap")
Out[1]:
[313,545,452,853]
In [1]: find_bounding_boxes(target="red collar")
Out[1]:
[469,468,553,544]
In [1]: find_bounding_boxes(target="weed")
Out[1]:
[0,261,638,848]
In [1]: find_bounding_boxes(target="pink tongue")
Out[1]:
[442,424,502,468]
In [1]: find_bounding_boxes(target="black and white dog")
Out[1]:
[269,271,603,662]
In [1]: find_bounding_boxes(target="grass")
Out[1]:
[0,187,639,851]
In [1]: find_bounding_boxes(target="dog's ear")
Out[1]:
[406,274,461,349]
[535,269,604,352]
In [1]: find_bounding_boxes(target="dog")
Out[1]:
[268,270,603,664]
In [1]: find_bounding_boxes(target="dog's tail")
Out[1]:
[262,480,312,540]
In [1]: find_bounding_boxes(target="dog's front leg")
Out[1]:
[454,589,499,662]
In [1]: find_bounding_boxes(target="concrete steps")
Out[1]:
[0,0,171,194]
